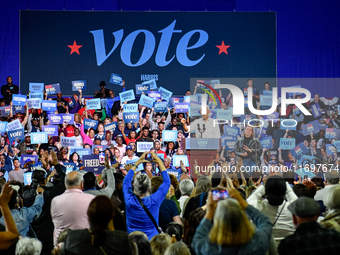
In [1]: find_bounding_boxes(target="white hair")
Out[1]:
[179,179,194,196]
[324,184,340,209]
[15,237,42,255]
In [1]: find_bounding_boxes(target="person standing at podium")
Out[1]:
[189,106,221,139]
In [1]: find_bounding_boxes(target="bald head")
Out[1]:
[65,171,83,189]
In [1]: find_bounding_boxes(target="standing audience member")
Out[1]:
[320,184,340,231]
[129,231,152,255]
[15,237,42,255]
[150,233,171,255]
[178,179,194,217]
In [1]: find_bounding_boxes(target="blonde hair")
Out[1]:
[209,199,255,245]
[150,233,171,255]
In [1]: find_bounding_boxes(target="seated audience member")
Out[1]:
[0,183,19,250]
[150,233,171,255]
[192,189,272,255]
[164,242,190,255]
[320,184,340,231]
[83,169,115,197]
[51,171,94,245]
[123,152,170,240]
[15,237,42,255]
[278,197,340,254]
[178,179,194,217]
[63,195,133,255]
[129,231,152,255]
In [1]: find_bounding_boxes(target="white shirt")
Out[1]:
[190,117,221,139]
[314,185,333,202]
[121,155,139,165]
[178,195,190,217]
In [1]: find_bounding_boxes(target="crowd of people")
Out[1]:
[0,76,340,254]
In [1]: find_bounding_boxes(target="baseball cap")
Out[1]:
[126,145,133,151]
[288,197,320,217]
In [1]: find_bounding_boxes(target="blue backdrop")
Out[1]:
[1,0,340,97]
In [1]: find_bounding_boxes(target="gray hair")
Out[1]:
[65,172,83,189]
[196,175,211,195]
[134,173,151,196]
[179,179,194,196]
[164,242,191,255]
[324,184,340,209]
[15,237,42,255]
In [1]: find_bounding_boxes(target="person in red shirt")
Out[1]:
[155,140,166,159]
[66,124,75,137]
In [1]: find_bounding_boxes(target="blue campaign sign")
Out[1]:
[109,73,123,85]
[123,112,139,123]
[154,102,168,113]
[295,168,316,178]
[119,89,135,102]
[260,127,268,138]
[240,114,255,123]
[135,84,150,95]
[29,92,44,102]
[104,121,118,132]
[173,155,189,167]
[169,98,181,107]
[12,94,27,106]
[225,139,236,151]
[217,109,233,120]
[263,90,273,96]
[148,91,162,101]
[14,105,25,114]
[0,122,7,133]
[138,94,155,108]
[223,126,240,138]
[311,103,321,118]
[60,114,74,124]
[21,154,38,167]
[326,128,339,139]
[159,87,173,101]
[302,120,320,136]
[280,138,296,150]
[84,119,99,130]
[42,125,59,136]
[72,80,86,91]
[259,136,274,149]
[126,158,143,171]
[29,82,44,92]
[298,155,316,166]
[280,119,297,131]
[86,98,101,110]
[7,119,23,131]
[69,147,91,159]
[290,142,309,159]
[137,141,154,152]
[31,132,48,144]
[123,103,138,113]
[0,106,10,116]
[24,172,33,186]
[60,136,77,147]
[162,130,178,142]
[101,98,108,109]
[188,138,220,150]
[63,162,77,171]
[28,162,42,172]
[260,95,273,106]
[83,155,105,174]
[91,145,108,153]
[189,105,201,117]
[42,100,57,111]
[333,141,340,152]
[326,144,337,155]
[48,114,63,124]
[287,85,302,97]
[27,98,41,109]
[263,112,279,123]
[292,105,302,116]
[45,83,61,95]
[142,79,157,90]
[174,103,189,113]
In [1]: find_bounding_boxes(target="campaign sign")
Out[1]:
[188,138,220,150]
[280,119,297,131]
[119,89,135,102]
[60,114,74,124]
[101,98,108,109]
[7,119,23,131]
[280,138,296,150]
[260,95,273,107]
[225,139,236,151]
[86,98,101,110]
[311,103,321,118]
[69,147,91,159]
[42,100,57,112]
[169,97,181,107]
[110,73,123,85]
[298,155,316,166]
[138,94,155,108]
[135,84,150,94]
[148,91,162,101]
[263,90,273,96]
[295,168,316,178]
[240,115,255,123]
[154,102,168,113]
[42,125,58,136]
[174,103,189,113]
[326,128,338,139]
[0,106,10,116]
[72,80,86,91]
[333,141,340,152]
[60,136,77,147]
[0,122,7,133]
[137,142,154,152]
[27,98,41,109]
[287,85,302,97]
[28,162,42,172]
[21,154,38,167]
[162,130,178,142]
[29,92,44,102]
[24,172,33,186]
[13,105,25,114]
[223,126,240,138]
[260,127,268,138]
[326,144,337,155]
[63,162,77,171]
[123,112,139,123]
[263,112,279,123]
[173,155,189,167]
[45,83,61,95]
[12,95,27,106]
[159,87,173,101]
[292,105,302,116]
[290,142,309,159]
[104,121,118,132]
[260,136,274,149]
[302,120,320,136]
[142,79,157,90]
[31,132,48,144]
[91,145,108,153]
[125,158,143,171]
[189,105,201,117]
[83,155,105,174]
[217,109,233,120]
[48,114,63,124]
[84,119,99,130]
[123,104,138,113]
[8,128,24,143]
[29,82,44,92]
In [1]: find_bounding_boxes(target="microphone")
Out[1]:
[197,123,205,138]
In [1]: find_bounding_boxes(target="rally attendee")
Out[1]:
[8,158,26,183]
[1,76,19,105]
[121,145,139,165]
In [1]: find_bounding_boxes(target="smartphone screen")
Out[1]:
[212,190,229,201]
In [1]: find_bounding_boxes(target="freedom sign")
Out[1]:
[83,155,105,174]
[174,103,189,113]
[162,130,178,142]
[12,95,27,106]
[42,100,57,112]
[123,112,139,123]
[42,125,59,136]
[31,132,48,144]
[148,91,162,101]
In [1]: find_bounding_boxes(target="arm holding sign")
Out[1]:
[21,105,29,128]
[164,108,171,128]
[9,102,13,118]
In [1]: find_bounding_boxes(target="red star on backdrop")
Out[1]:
[216,41,230,55]
[68,40,82,55]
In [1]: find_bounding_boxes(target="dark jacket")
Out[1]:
[234,136,262,166]
[1,83,19,105]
